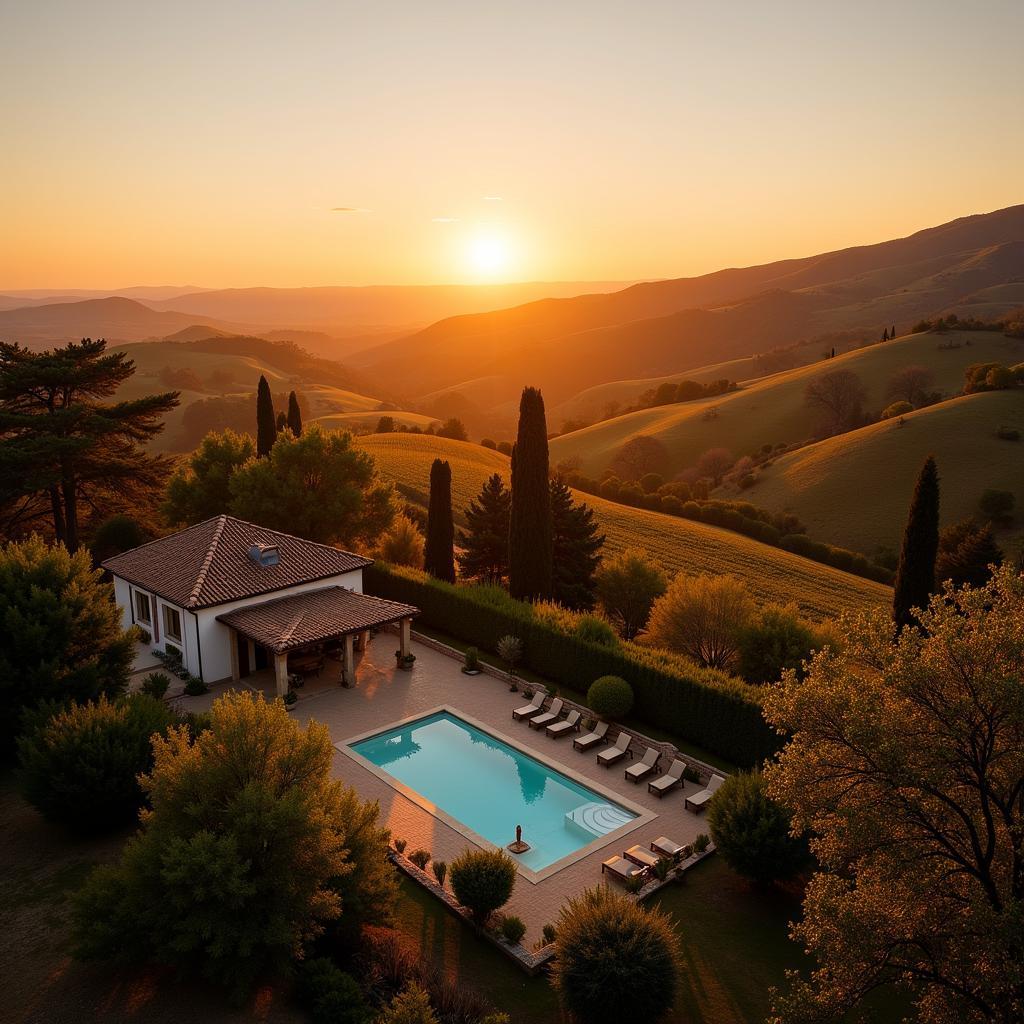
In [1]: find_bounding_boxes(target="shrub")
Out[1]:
[881,400,914,419]
[432,860,447,888]
[499,915,527,945]
[996,426,1020,441]
[660,494,684,515]
[377,983,438,1024]
[394,838,407,854]
[480,438,497,449]
[140,672,171,700]
[449,849,517,924]
[979,488,1015,525]
[409,849,431,870]
[707,772,810,884]
[375,514,425,569]
[496,634,523,675]
[17,693,177,832]
[463,647,480,672]
[0,536,135,748]
[572,615,619,648]
[736,603,832,684]
[296,957,370,1024]
[587,675,634,719]
[646,574,755,672]
[89,514,150,563]
[552,886,678,1024]
[693,833,710,853]
[363,563,780,767]
[72,692,369,1000]
[541,923,557,945]
[183,675,208,696]
[136,626,152,644]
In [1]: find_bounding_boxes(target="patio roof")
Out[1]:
[216,586,418,654]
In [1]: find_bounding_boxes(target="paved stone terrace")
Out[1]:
[183,637,713,945]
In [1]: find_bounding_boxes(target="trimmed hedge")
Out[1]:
[365,564,780,767]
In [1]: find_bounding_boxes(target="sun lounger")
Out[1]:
[512,691,545,721]
[650,836,687,862]
[624,746,660,783]
[601,855,647,883]
[597,731,631,767]
[685,773,726,812]
[528,697,564,730]
[546,709,581,738]
[648,759,686,796]
[623,845,659,870]
[573,720,608,751]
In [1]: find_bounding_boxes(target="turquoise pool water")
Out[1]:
[351,711,638,871]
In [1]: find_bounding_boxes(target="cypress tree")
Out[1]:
[287,390,303,436]
[893,455,940,629]
[275,410,287,432]
[456,473,511,584]
[256,375,277,458]
[509,386,553,601]
[424,458,455,582]
[550,477,605,610]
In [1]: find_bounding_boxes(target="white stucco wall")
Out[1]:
[113,568,364,683]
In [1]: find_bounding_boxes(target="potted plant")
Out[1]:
[394,649,416,671]
[461,647,481,675]
[283,689,298,712]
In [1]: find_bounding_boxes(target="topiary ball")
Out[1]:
[587,675,634,720]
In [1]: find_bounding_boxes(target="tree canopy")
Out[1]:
[508,387,552,601]
[229,424,396,548]
[0,339,179,550]
[594,548,666,640]
[893,455,940,629]
[550,477,604,610]
[456,472,511,585]
[256,374,277,457]
[764,566,1024,1024]
[423,458,455,582]
[162,429,256,527]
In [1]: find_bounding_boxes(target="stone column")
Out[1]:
[343,634,355,687]
[247,639,257,670]
[229,629,240,682]
[274,652,289,698]
[400,618,412,659]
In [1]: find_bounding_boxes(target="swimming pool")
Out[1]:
[350,710,639,872]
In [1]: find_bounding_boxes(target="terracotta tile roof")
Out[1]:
[102,516,372,610]
[216,586,419,653]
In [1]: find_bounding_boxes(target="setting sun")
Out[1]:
[466,230,514,278]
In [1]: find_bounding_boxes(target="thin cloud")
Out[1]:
[330,206,371,213]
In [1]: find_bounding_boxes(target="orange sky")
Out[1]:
[2,1,1022,289]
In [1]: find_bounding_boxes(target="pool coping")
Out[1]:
[336,704,657,884]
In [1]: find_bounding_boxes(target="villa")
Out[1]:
[103,515,419,695]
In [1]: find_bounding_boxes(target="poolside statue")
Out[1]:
[507,824,530,854]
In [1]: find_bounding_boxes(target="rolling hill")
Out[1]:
[352,204,1024,406]
[746,390,1024,557]
[355,433,889,621]
[548,330,1024,478]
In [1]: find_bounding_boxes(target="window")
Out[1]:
[162,604,183,643]
[134,591,152,625]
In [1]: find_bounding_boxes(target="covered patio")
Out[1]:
[217,586,419,696]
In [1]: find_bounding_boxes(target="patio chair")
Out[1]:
[624,746,660,783]
[648,759,686,797]
[546,709,581,738]
[685,773,726,813]
[573,720,608,751]
[601,855,646,884]
[650,836,687,862]
[623,845,659,870]
[512,691,545,721]
[596,731,631,767]
[528,697,564,730]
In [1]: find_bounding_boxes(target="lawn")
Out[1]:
[357,433,889,621]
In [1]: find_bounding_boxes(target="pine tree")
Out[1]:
[424,458,455,582]
[935,518,1003,590]
[882,327,889,341]
[456,473,511,584]
[0,339,179,550]
[287,390,303,436]
[509,387,553,601]
[550,477,605,610]
[256,375,277,458]
[893,455,940,629]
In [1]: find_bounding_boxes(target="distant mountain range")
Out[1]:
[349,204,1024,407]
